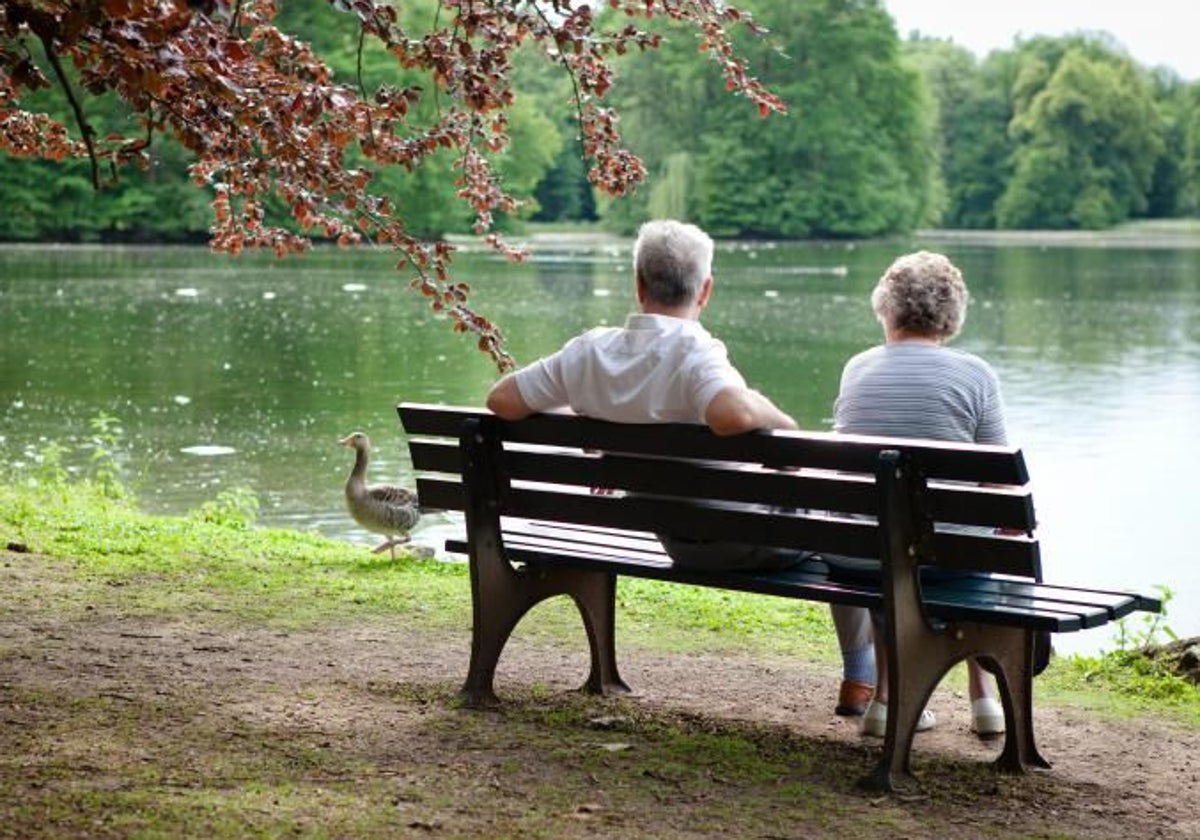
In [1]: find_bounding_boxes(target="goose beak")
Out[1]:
[339,435,354,447]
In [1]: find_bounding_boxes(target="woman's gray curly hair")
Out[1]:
[871,251,969,341]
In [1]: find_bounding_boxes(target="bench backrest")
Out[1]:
[398,403,1041,579]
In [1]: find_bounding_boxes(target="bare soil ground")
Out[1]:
[2,553,1198,839]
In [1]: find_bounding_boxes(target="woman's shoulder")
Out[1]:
[940,345,1002,384]
[942,344,997,369]
[842,343,887,369]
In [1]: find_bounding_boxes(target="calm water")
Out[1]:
[2,239,1198,651]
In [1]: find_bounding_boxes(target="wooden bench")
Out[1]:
[397,401,1161,791]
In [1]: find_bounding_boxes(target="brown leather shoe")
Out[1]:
[835,679,874,717]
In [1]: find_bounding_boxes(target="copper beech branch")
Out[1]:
[0,0,783,370]
[38,33,99,189]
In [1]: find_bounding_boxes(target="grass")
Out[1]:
[0,460,843,660]
[2,464,1196,721]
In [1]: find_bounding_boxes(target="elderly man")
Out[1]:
[487,219,875,712]
[487,219,794,437]
[487,219,797,571]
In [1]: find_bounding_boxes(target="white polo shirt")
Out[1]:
[512,313,746,424]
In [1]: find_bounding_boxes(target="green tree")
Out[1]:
[997,44,1164,229]
[1175,81,1200,215]
[1142,69,1190,218]
[603,0,940,238]
[904,37,1015,229]
[697,0,939,237]
[532,140,598,222]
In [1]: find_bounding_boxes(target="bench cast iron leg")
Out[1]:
[987,628,1051,774]
[861,605,951,792]
[861,620,1050,791]
[459,525,525,707]
[460,417,632,707]
[572,571,632,696]
[460,540,631,706]
[864,451,1049,791]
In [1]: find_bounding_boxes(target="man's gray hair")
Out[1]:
[632,220,714,307]
[871,251,969,340]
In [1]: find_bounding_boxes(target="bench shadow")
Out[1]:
[363,679,1079,812]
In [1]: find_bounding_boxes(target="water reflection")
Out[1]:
[2,240,1198,650]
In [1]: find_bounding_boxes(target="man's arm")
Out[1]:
[704,385,797,436]
[486,374,534,420]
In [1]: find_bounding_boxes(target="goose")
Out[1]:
[339,432,420,558]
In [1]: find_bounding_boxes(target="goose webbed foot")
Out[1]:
[372,535,411,559]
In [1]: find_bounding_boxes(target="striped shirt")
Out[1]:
[833,342,1007,445]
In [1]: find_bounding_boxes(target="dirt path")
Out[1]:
[2,555,1198,839]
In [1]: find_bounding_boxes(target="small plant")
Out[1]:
[190,487,260,530]
[85,411,128,499]
[32,440,70,488]
[1066,586,1197,705]
[1111,584,1178,653]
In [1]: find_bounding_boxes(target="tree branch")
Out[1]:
[39,33,100,189]
[529,3,590,169]
[356,24,367,100]
[228,0,243,36]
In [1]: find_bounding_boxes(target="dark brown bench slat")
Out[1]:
[495,519,1145,622]
[408,439,1036,531]
[407,438,464,473]
[399,403,1030,484]
[445,537,1091,633]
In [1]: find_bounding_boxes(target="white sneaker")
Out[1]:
[971,697,1006,737]
[861,699,936,737]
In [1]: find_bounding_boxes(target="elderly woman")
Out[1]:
[834,250,1006,739]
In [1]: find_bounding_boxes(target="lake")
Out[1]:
[2,235,1197,652]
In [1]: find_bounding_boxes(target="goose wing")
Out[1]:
[368,485,418,508]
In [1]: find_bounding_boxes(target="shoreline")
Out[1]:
[6,220,1200,256]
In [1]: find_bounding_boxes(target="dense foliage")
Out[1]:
[910,33,1200,230]
[0,0,784,367]
[603,0,940,237]
[577,8,1200,235]
[4,1,1200,261]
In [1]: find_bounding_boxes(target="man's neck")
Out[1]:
[640,301,700,320]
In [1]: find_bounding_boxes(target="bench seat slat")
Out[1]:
[503,520,665,552]
[442,537,1125,631]
[445,537,882,610]
[500,519,1148,623]
[445,536,1092,632]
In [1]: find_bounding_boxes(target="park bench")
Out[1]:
[397,402,1162,791]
